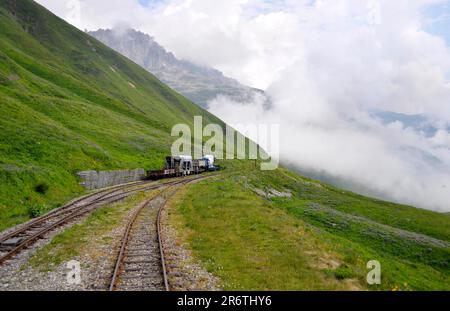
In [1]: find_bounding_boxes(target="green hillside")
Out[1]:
[0,0,222,230]
[167,161,450,290]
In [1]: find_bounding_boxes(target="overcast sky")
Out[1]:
[35,0,450,212]
[35,0,450,89]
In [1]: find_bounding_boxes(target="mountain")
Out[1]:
[0,0,222,230]
[89,28,261,108]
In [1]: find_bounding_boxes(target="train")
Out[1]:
[147,155,220,180]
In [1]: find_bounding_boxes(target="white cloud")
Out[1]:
[36,0,450,211]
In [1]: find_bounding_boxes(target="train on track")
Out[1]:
[147,155,220,180]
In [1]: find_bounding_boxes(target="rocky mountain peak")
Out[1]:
[89,28,261,107]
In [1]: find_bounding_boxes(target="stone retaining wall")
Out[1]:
[77,169,146,190]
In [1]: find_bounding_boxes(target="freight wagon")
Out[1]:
[147,155,219,180]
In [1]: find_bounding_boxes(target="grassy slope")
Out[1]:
[168,160,450,290]
[0,0,222,230]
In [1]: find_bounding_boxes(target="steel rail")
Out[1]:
[0,178,200,265]
[0,180,152,244]
[108,198,154,291]
[157,192,171,292]
[109,174,215,291]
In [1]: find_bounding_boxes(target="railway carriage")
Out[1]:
[146,155,219,180]
[193,159,208,174]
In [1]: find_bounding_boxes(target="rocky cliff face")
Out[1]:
[89,28,261,107]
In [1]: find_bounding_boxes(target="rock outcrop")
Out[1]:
[88,28,264,108]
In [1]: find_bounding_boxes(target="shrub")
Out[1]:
[34,182,49,194]
[334,265,355,280]
[27,204,47,218]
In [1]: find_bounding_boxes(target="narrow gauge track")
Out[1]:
[0,177,204,266]
[109,175,211,291]
[0,180,149,243]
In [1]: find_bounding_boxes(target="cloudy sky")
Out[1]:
[36,0,450,212]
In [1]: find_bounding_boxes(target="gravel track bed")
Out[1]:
[0,197,147,291]
[113,196,166,291]
[0,216,95,291]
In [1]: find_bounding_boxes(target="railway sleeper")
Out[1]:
[126,249,152,252]
[115,286,152,291]
[0,237,24,248]
[16,232,40,238]
[120,280,163,288]
[119,275,157,280]
[124,260,155,265]
[125,253,152,257]
[123,267,159,273]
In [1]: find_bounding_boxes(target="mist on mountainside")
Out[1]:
[89,28,264,108]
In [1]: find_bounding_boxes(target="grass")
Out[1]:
[168,160,450,291]
[168,177,358,290]
[0,0,223,231]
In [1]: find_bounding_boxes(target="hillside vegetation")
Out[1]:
[167,160,450,290]
[0,0,222,230]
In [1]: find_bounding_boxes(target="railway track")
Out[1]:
[0,176,206,266]
[0,180,148,241]
[109,175,211,291]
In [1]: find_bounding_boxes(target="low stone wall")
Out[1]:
[77,169,146,190]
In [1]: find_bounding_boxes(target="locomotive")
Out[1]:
[147,155,219,180]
